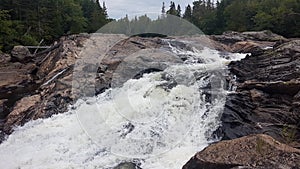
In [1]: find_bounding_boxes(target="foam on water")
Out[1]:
[0,41,247,169]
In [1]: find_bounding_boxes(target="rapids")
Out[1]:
[0,40,247,169]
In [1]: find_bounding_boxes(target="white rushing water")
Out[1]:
[0,41,247,169]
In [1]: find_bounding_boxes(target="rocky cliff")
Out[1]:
[184,31,300,168]
[0,35,88,139]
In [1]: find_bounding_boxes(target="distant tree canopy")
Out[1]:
[166,0,300,37]
[99,14,202,36]
[0,0,109,52]
[167,1,182,17]
[1,0,299,52]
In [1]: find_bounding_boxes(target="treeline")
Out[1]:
[1,0,299,52]
[177,0,300,37]
[98,0,300,38]
[98,14,202,36]
[0,0,109,52]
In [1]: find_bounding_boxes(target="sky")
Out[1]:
[101,0,194,19]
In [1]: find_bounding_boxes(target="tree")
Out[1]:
[167,1,177,16]
[183,4,192,21]
[0,0,110,52]
[0,10,17,51]
[162,2,166,14]
[177,4,182,17]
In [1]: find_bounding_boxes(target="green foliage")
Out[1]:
[81,0,108,32]
[183,5,192,21]
[0,0,109,52]
[224,1,253,31]
[20,35,39,46]
[281,125,297,144]
[0,10,17,51]
[166,1,182,17]
[99,14,202,36]
[255,137,266,155]
[181,0,300,37]
[1,0,299,53]
[167,2,177,16]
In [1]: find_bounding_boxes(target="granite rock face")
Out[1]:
[183,134,300,169]
[0,35,89,135]
[211,30,288,55]
[221,39,300,148]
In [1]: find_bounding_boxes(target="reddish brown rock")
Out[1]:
[4,95,41,133]
[183,134,300,169]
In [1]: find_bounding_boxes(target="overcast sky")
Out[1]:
[101,0,194,19]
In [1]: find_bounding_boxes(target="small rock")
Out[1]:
[0,53,11,63]
[250,89,264,102]
[114,162,141,169]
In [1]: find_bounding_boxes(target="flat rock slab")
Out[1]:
[183,134,300,169]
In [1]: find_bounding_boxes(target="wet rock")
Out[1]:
[110,48,182,88]
[0,62,36,95]
[0,99,8,118]
[0,34,175,135]
[3,95,41,133]
[101,37,167,88]
[114,162,141,169]
[183,134,300,169]
[220,39,300,148]
[0,35,91,135]
[229,40,300,82]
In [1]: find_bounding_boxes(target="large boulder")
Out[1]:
[110,48,183,88]
[183,134,300,169]
[11,45,32,62]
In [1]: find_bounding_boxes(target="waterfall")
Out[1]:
[0,40,247,169]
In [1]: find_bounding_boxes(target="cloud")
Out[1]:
[101,0,194,19]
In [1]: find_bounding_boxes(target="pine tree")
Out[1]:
[167,1,177,16]
[183,4,192,21]
[0,10,17,51]
[103,2,108,17]
[162,2,166,14]
[0,0,110,52]
[177,4,182,17]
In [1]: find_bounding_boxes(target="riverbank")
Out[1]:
[0,31,299,168]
